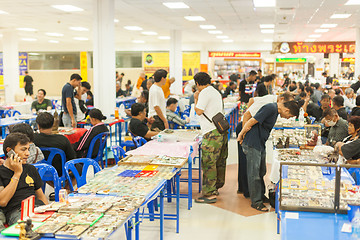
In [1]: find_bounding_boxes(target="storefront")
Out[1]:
[275,57,307,79]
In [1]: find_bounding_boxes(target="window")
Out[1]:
[29,52,80,70]
[116,51,142,68]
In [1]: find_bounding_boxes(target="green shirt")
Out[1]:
[31,99,52,112]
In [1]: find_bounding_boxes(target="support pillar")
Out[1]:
[169,30,182,95]
[3,31,19,103]
[329,53,340,78]
[355,28,360,80]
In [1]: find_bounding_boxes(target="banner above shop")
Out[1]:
[342,58,355,63]
[208,52,261,58]
[272,42,356,54]
[276,58,306,63]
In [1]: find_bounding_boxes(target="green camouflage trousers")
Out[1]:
[201,129,228,196]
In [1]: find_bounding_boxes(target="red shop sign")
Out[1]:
[209,52,261,58]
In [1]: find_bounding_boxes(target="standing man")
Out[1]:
[23,71,34,97]
[193,72,228,204]
[75,81,91,122]
[238,101,299,211]
[239,70,257,104]
[61,74,82,128]
[162,77,176,99]
[148,69,169,130]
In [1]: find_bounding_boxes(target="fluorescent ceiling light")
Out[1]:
[73,37,88,41]
[253,0,276,7]
[184,16,205,21]
[261,29,274,33]
[163,2,189,9]
[29,53,40,56]
[263,39,274,42]
[330,14,351,19]
[216,36,229,39]
[200,25,216,30]
[305,39,316,42]
[46,32,64,37]
[16,28,37,32]
[345,0,360,5]
[158,36,171,40]
[114,19,119,23]
[132,40,145,43]
[51,5,83,12]
[124,26,143,31]
[142,31,158,35]
[315,28,329,33]
[0,10,9,14]
[49,40,59,43]
[208,30,222,34]
[69,27,89,31]
[320,24,337,28]
[21,38,37,41]
[260,24,275,28]
[309,34,321,38]
[223,39,234,43]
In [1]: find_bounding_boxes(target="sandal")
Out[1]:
[251,203,269,212]
[195,196,217,204]
[49,192,55,202]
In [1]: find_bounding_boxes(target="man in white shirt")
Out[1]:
[194,72,228,204]
[343,88,356,111]
[184,79,195,94]
[148,69,169,130]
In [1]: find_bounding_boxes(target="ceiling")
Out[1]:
[0,0,359,50]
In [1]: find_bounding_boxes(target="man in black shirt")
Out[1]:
[332,95,348,120]
[256,70,264,83]
[222,82,237,98]
[305,94,331,122]
[351,75,360,93]
[0,133,48,227]
[31,89,53,113]
[229,73,239,83]
[129,103,158,141]
[33,112,76,176]
[61,73,82,128]
[255,76,273,97]
[239,70,257,103]
[23,71,34,96]
[323,72,332,85]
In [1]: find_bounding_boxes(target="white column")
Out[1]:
[355,28,360,79]
[3,31,20,103]
[169,30,182,95]
[329,53,340,78]
[200,44,208,66]
[93,0,115,117]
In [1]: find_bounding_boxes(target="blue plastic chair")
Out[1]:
[64,158,102,191]
[86,132,110,169]
[38,147,67,186]
[133,136,147,148]
[33,163,61,202]
[111,145,126,164]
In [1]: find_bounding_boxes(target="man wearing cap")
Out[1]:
[61,74,82,128]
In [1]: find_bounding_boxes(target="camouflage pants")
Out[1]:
[201,129,228,196]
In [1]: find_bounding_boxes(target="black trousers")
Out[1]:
[236,123,249,197]
[151,115,165,131]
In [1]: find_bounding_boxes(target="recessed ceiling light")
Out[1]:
[315,28,329,33]
[184,16,205,21]
[330,14,351,19]
[305,39,316,42]
[114,19,119,23]
[345,0,360,5]
[253,0,276,7]
[51,5,83,12]
[320,24,337,28]
[142,31,158,36]
[124,26,143,31]
[0,10,9,14]
[263,39,274,42]
[208,30,223,34]
[46,32,64,37]
[200,25,216,30]
[49,40,59,43]
[163,2,189,9]
[21,38,37,41]
[69,27,89,31]
[216,36,229,39]
[158,36,171,40]
[260,24,275,28]
[132,40,145,43]
[261,29,274,33]
[309,34,321,38]
[223,39,234,43]
[0,34,3,38]
[16,28,37,32]
[73,37,88,41]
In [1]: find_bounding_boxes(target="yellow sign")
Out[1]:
[0,76,3,90]
[80,51,88,82]
[143,52,170,77]
[182,52,200,81]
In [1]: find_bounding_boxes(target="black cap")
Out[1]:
[89,108,106,120]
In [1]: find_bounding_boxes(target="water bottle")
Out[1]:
[352,210,360,239]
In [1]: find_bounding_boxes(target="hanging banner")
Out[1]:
[80,51,88,82]
[0,53,3,90]
[342,58,355,64]
[272,41,356,54]
[182,52,200,81]
[19,52,28,88]
[143,52,170,77]
[208,52,261,58]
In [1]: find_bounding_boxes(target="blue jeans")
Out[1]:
[0,209,5,231]
[242,144,266,206]
[5,208,22,226]
[62,112,77,128]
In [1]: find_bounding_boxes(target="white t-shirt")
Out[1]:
[75,93,88,121]
[184,79,195,94]
[196,86,223,134]
[148,84,166,118]
[248,94,277,116]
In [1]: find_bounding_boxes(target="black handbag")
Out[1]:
[203,112,230,134]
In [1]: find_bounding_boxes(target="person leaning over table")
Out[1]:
[332,95,348,121]
[351,95,360,117]
[334,116,360,164]
[31,89,52,113]
[166,98,190,128]
[0,133,48,229]
[129,103,159,141]
[321,108,349,147]
[193,72,228,204]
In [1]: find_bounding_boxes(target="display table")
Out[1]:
[116,96,137,108]
[0,117,27,139]
[0,102,32,115]
[60,128,87,144]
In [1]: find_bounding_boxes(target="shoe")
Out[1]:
[251,203,269,212]
[237,190,243,194]
[195,196,217,204]
[213,190,219,196]
[49,192,55,202]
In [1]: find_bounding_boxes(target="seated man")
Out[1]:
[129,103,159,141]
[31,89,52,113]
[0,133,48,228]
[332,95,348,120]
[33,112,76,176]
[166,98,189,128]
[322,108,349,147]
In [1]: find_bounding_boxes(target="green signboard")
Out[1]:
[276,58,306,63]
